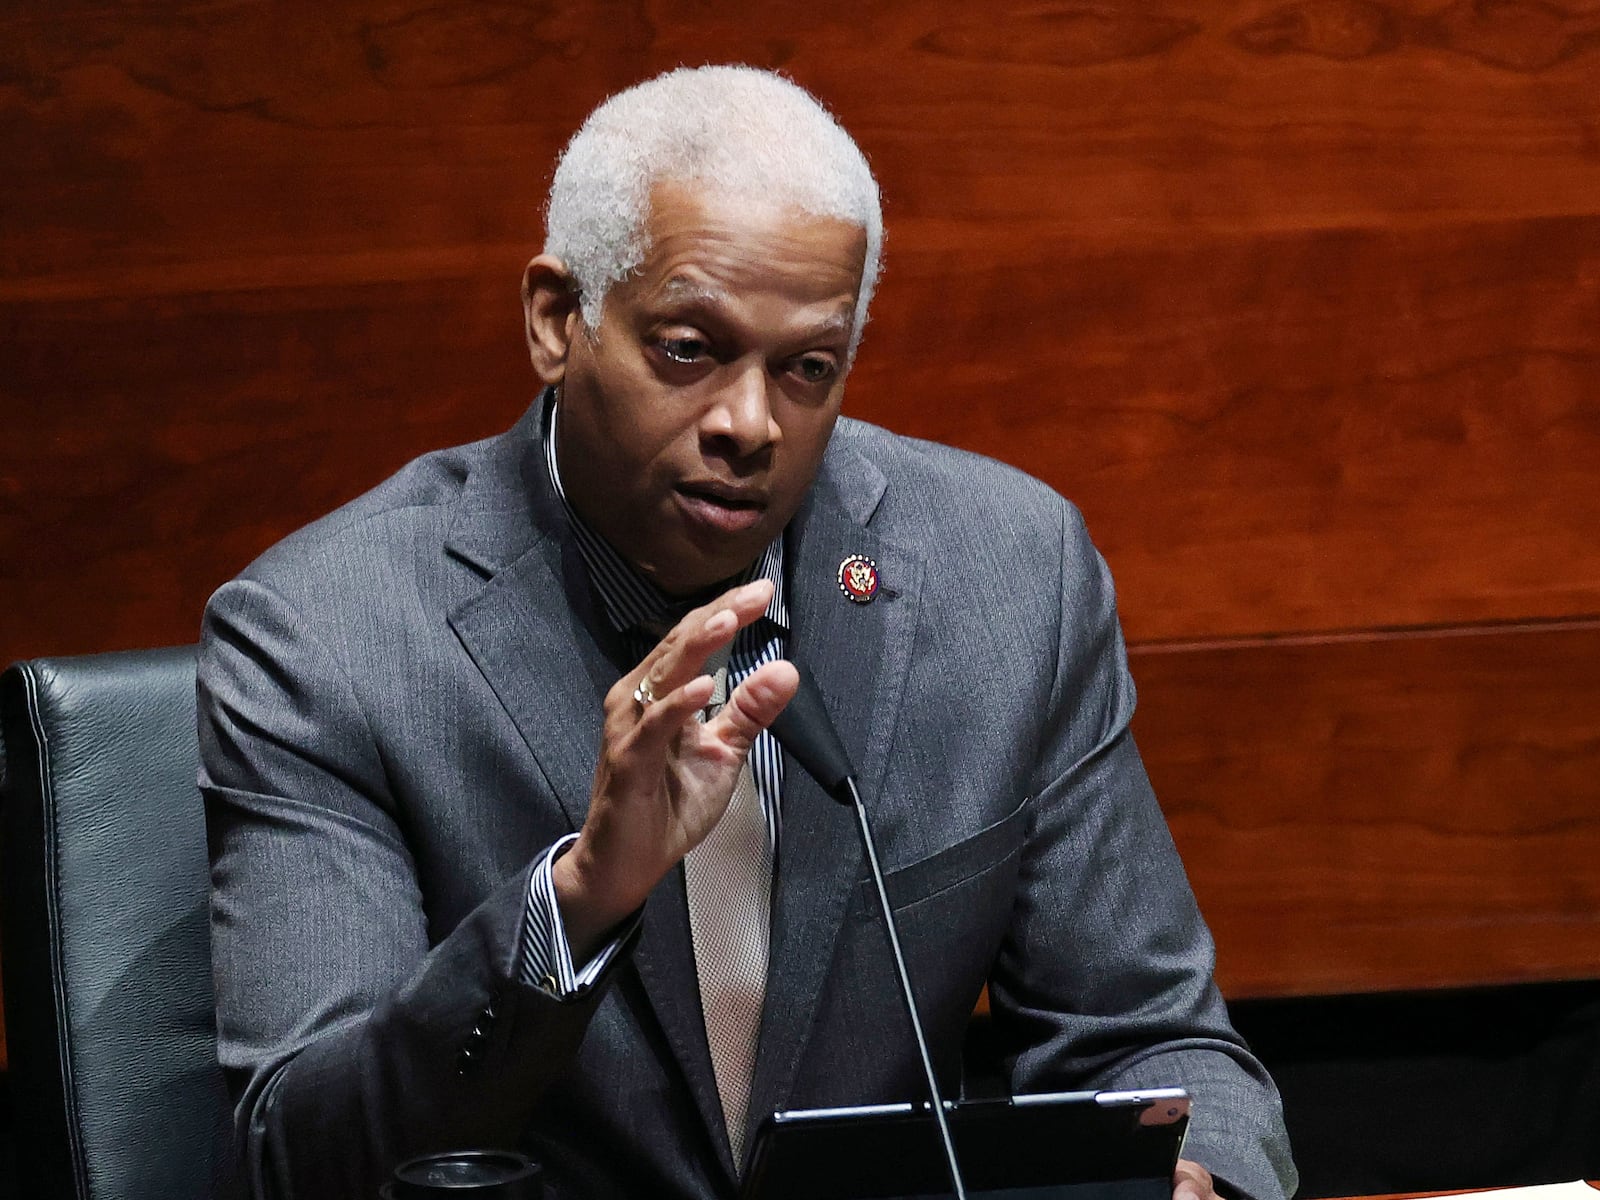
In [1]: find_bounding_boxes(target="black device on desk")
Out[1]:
[742,1088,1190,1200]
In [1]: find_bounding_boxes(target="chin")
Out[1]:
[655,549,761,599]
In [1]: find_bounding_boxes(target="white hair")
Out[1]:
[544,65,884,356]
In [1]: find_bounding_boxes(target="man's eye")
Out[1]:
[660,337,708,364]
[793,356,836,384]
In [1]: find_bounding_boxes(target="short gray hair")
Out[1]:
[544,65,884,356]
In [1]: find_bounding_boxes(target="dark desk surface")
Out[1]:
[1336,1184,1600,1200]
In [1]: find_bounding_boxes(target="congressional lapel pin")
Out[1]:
[837,554,880,604]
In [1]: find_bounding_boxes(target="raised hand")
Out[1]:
[552,578,799,959]
[1173,1159,1220,1200]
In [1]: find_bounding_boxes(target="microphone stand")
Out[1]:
[770,667,970,1200]
[844,776,970,1200]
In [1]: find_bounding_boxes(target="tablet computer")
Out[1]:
[742,1088,1189,1200]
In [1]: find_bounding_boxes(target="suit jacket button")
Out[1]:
[456,1047,477,1075]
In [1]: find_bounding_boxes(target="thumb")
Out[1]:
[708,660,800,752]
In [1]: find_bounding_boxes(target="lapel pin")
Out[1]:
[837,554,880,604]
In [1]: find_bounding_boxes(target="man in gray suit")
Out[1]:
[199,66,1295,1200]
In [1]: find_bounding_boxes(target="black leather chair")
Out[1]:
[1,648,239,1200]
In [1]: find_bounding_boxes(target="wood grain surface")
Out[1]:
[1135,620,1600,996]
[4,0,1600,1032]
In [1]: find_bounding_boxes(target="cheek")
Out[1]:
[572,353,669,448]
[782,404,842,459]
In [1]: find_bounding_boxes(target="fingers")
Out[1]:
[624,578,775,709]
[624,672,716,765]
[1172,1160,1216,1200]
[705,659,800,751]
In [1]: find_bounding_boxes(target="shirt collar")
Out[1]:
[543,394,789,636]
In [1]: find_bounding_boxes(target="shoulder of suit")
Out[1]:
[236,429,504,584]
[828,416,1078,526]
[827,419,1114,615]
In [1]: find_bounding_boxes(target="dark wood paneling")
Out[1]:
[852,214,1600,642]
[6,0,1599,282]
[5,1,1598,653]
[0,276,532,664]
[1134,621,1600,997]
[7,220,1599,662]
[4,0,1600,1040]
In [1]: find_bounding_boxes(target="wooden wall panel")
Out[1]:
[4,0,1600,1015]
[1134,621,1600,996]
[852,215,1600,642]
[5,0,1598,658]
[1,277,531,658]
[7,214,1598,655]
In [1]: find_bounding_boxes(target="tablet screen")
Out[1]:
[742,1089,1189,1200]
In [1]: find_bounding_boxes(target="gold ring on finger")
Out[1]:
[632,678,658,708]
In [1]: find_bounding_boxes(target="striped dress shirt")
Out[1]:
[518,404,788,994]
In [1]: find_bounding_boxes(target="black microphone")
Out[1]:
[768,666,854,803]
[769,666,970,1200]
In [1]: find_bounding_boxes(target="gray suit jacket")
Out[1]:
[198,402,1296,1200]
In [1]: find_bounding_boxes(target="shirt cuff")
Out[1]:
[517,834,639,996]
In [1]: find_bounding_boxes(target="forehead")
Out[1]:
[624,180,867,322]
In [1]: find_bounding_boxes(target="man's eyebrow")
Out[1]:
[657,276,728,308]
[812,310,855,336]
[654,276,856,342]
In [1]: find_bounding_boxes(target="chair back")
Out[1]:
[1,647,239,1200]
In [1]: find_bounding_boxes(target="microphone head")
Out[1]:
[769,664,857,803]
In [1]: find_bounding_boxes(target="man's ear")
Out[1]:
[522,254,583,385]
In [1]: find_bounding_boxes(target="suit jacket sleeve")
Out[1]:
[989,497,1297,1200]
[199,575,620,1200]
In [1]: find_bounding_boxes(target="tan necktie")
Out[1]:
[683,653,772,1167]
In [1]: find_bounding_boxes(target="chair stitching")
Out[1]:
[24,663,94,1200]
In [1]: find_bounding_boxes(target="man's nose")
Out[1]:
[701,362,780,458]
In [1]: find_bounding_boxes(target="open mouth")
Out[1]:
[674,483,768,533]
[678,484,762,510]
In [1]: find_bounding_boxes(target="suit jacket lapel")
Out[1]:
[744,436,925,1155]
[445,401,617,836]
[443,400,728,1165]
